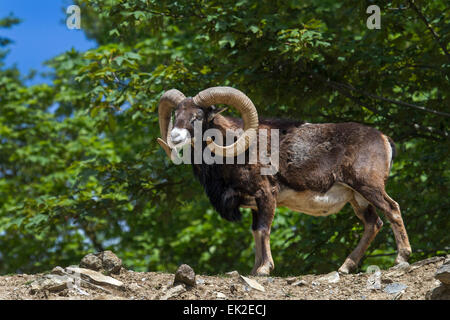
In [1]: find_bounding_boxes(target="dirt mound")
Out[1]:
[0,254,448,300]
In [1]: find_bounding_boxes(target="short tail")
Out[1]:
[387,136,396,169]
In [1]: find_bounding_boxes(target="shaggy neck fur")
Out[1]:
[191,114,243,221]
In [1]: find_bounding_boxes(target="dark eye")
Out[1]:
[191,112,203,123]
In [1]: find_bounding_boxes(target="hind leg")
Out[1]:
[339,195,383,274]
[356,185,412,265]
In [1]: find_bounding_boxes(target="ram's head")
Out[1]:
[157,87,259,159]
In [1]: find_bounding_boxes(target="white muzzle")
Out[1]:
[170,127,189,145]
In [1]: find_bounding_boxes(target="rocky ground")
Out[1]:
[0,251,448,300]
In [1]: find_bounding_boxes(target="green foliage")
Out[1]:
[0,1,448,276]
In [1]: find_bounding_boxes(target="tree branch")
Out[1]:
[407,0,450,60]
[310,71,450,118]
[302,68,448,140]
[361,90,450,118]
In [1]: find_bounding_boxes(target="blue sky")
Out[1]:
[0,1,96,84]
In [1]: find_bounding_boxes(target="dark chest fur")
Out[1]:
[192,162,243,221]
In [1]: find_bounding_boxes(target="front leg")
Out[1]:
[251,188,276,276]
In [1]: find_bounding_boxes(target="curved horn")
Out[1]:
[193,87,258,157]
[157,89,186,159]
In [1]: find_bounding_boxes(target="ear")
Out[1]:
[207,105,228,122]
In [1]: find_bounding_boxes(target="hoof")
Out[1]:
[251,270,270,277]
[395,248,412,265]
[339,259,357,274]
[338,266,350,274]
[251,263,273,276]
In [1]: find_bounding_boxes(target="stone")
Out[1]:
[426,284,450,300]
[386,262,411,277]
[128,283,142,291]
[383,282,407,294]
[73,286,90,296]
[99,251,122,274]
[391,261,410,271]
[435,263,450,285]
[291,280,307,287]
[240,275,265,292]
[318,271,340,284]
[444,254,450,265]
[174,264,196,287]
[76,276,112,294]
[80,253,103,271]
[30,275,70,293]
[225,271,240,277]
[196,278,205,285]
[215,292,227,299]
[393,291,403,300]
[66,267,124,290]
[410,256,444,268]
[161,284,185,300]
[286,277,298,284]
[51,266,66,276]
